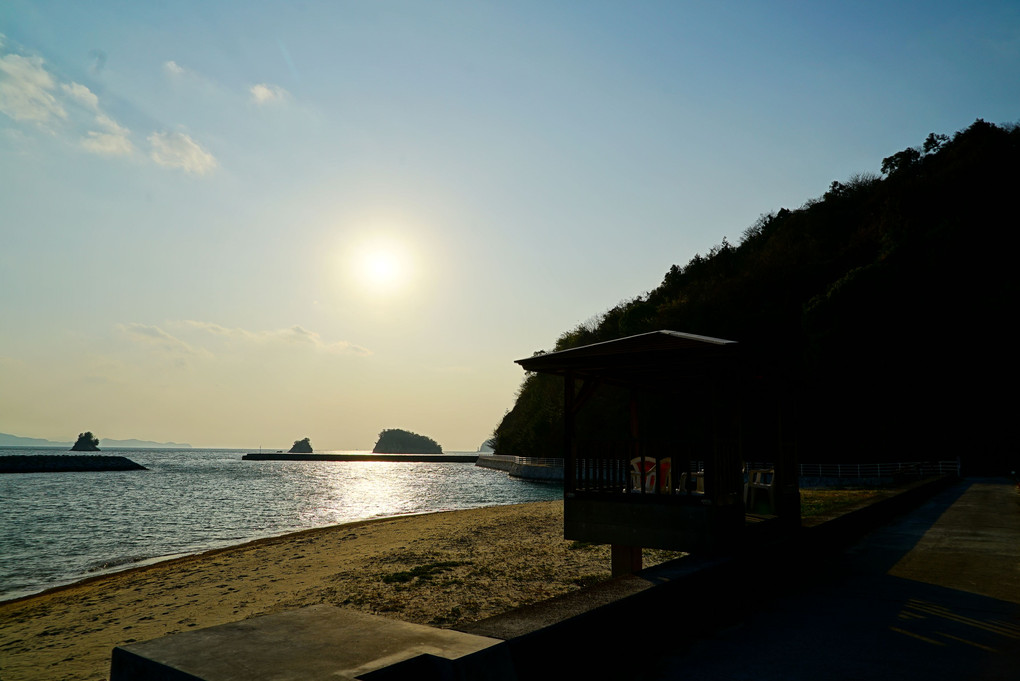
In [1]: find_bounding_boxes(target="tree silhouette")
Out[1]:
[494,120,1020,473]
[71,432,101,451]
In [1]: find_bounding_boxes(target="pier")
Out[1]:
[242,453,478,463]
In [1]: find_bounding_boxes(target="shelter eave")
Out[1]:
[515,330,739,382]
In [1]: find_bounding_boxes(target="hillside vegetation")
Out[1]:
[494,120,1019,473]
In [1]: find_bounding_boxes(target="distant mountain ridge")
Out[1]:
[0,433,192,448]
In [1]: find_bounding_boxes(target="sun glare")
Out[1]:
[349,236,414,296]
[364,250,401,285]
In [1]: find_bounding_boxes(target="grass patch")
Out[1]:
[571,574,605,588]
[381,561,467,584]
[800,488,885,517]
[567,541,597,551]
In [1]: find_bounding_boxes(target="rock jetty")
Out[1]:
[0,455,147,473]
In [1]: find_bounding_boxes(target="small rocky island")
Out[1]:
[70,431,101,451]
[288,437,313,453]
[372,428,442,454]
[244,428,469,462]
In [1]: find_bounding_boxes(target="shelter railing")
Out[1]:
[796,460,960,479]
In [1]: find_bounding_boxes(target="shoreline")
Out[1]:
[0,509,443,607]
[0,500,683,681]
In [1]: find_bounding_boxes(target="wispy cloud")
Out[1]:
[148,131,217,174]
[61,82,99,111]
[1,38,219,172]
[118,323,204,356]
[250,82,288,105]
[0,52,67,124]
[184,321,371,356]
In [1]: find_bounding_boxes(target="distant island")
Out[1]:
[0,432,192,448]
[71,431,101,451]
[288,437,313,453]
[372,428,442,454]
[101,438,193,449]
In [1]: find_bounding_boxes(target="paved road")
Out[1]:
[639,478,1020,680]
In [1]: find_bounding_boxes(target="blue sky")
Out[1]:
[1,1,1017,449]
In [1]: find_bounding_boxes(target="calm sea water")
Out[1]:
[0,448,561,602]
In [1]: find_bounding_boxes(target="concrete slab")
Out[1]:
[110,605,512,681]
[632,478,1020,680]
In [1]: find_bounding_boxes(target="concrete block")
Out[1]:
[110,605,512,681]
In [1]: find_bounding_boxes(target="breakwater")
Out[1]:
[0,455,147,474]
[242,453,478,462]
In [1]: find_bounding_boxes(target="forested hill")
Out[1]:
[495,120,1019,473]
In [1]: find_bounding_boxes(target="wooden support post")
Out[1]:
[611,544,642,577]
[564,371,575,495]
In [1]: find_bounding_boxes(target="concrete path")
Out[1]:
[637,478,1020,680]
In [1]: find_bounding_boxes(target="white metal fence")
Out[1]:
[477,454,563,467]
[481,455,961,479]
[795,460,960,478]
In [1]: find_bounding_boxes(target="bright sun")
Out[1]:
[350,236,413,296]
[363,250,401,285]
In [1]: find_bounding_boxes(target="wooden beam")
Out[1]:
[564,371,576,495]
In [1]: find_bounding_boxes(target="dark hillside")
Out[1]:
[495,121,1019,473]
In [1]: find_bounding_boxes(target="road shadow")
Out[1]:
[635,479,1020,680]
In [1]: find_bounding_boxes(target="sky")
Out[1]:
[1,1,1018,450]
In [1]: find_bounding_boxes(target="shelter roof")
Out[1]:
[515,330,739,389]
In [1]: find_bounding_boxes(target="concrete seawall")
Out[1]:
[475,455,514,472]
[508,462,563,482]
[476,455,564,482]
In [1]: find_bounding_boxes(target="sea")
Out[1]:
[0,447,561,602]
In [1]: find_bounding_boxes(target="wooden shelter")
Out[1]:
[516,330,799,575]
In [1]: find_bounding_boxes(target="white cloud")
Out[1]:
[83,130,133,156]
[184,320,371,356]
[61,82,99,111]
[0,52,67,123]
[164,60,185,75]
[250,82,288,105]
[0,43,136,159]
[82,114,134,156]
[96,114,129,134]
[148,131,217,174]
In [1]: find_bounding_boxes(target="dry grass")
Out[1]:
[800,487,886,517]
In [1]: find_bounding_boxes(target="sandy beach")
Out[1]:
[0,500,681,681]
